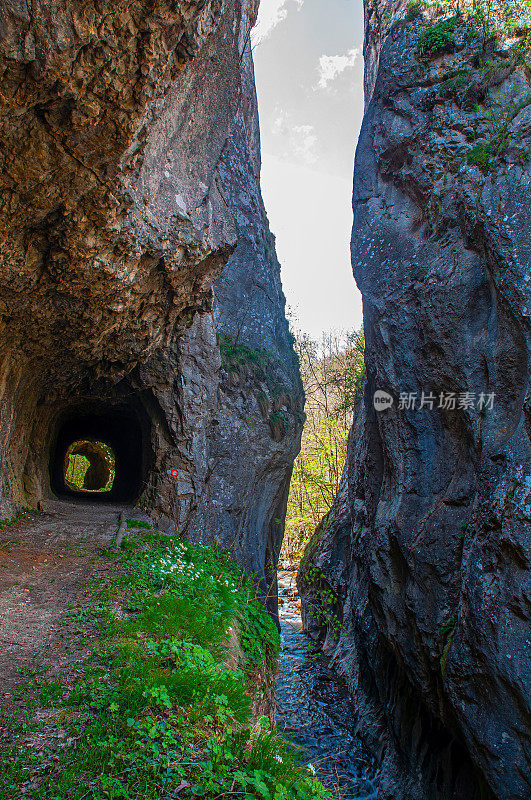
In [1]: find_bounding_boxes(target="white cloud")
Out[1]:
[291,125,317,165]
[272,112,287,136]
[317,47,360,89]
[270,112,317,166]
[252,0,304,45]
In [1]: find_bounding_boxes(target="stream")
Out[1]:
[276,572,379,800]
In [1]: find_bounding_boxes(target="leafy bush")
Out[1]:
[297,554,343,640]
[282,329,365,567]
[463,91,531,173]
[238,598,281,665]
[417,17,457,56]
[413,0,531,39]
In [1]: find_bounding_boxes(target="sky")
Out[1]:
[252,0,365,340]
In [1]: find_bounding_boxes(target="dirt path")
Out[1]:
[0,501,129,725]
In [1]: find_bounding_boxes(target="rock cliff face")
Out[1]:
[300,3,531,799]
[0,0,302,603]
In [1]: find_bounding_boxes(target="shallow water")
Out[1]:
[276,571,379,800]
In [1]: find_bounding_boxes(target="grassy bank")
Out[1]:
[0,528,330,800]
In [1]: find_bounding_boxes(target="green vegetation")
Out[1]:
[126,518,153,529]
[408,2,531,176]
[0,508,33,530]
[64,439,115,493]
[439,616,457,675]
[0,533,332,800]
[408,0,531,36]
[297,557,343,640]
[269,411,290,441]
[218,334,300,442]
[439,615,457,640]
[282,330,365,567]
[438,68,485,108]
[466,141,491,171]
[466,0,531,40]
[65,452,91,488]
[417,16,457,56]
[405,1,424,23]
[411,1,531,58]
[219,335,274,376]
[465,91,531,172]
[269,411,288,425]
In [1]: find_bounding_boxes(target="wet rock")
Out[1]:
[277,570,378,797]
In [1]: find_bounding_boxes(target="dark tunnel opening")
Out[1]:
[50,401,152,503]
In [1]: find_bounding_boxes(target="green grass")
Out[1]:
[125,518,152,529]
[0,508,35,530]
[0,534,330,800]
[219,335,274,374]
[218,335,295,403]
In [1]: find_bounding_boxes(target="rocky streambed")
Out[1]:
[276,571,379,799]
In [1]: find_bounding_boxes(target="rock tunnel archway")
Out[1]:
[50,399,153,504]
[64,439,116,493]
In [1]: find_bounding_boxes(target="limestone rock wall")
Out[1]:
[139,39,303,606]
[300,3,531,799]
[0,0,302,600]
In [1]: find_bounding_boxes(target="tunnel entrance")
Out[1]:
[64,440,116,493]
[50,402,151,503]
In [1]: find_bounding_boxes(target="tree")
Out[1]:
[281,329,365,566]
